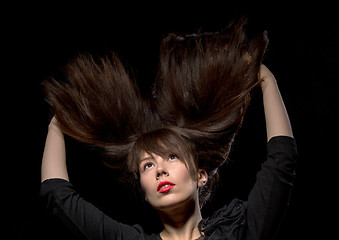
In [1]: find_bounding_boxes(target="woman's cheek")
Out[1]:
[140,174,154,195]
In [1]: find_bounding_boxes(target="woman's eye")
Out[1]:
[169,154,178,160]
[144,162,154,170]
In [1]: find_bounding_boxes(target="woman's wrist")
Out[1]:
[260,75,277,92]
[48,117,63,135]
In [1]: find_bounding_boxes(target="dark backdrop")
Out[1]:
[5,3,338,240]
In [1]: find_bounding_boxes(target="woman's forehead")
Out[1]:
[139,150,168,161]
[140,151,152,160]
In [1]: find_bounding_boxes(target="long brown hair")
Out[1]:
[42,16,268,207]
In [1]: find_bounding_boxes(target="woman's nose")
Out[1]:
[156,162,168,179]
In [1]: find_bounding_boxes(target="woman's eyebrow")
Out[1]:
[139,156,153,163]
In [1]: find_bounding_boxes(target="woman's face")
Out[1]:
[139,152,207,211]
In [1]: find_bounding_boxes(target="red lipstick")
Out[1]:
[157,181,175,193]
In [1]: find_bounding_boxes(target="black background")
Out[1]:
[4,2,338,240]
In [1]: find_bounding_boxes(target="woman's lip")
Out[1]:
[158,185,175,193]
[157,181,175,192]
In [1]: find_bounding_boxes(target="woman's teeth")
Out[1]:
[160,184,172,190]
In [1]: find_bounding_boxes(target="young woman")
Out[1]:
[40,17,298,240]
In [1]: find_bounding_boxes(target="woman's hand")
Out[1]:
[259,64,277,91]
[48,116,62,133]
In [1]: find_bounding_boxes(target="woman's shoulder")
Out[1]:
[199,198,247,239]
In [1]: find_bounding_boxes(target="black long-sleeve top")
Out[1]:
[40,136,298,240]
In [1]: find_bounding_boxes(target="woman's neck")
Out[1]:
[158,199,203,240]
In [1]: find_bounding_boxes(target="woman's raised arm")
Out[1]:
[259,64,294,141]
[41,116,69,182]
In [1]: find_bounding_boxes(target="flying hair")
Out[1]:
[42,16,269,207]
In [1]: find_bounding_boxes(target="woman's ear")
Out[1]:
[197,169,208,188]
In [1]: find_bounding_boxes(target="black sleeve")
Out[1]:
[39,178,145,240]
[246,136,298,240]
